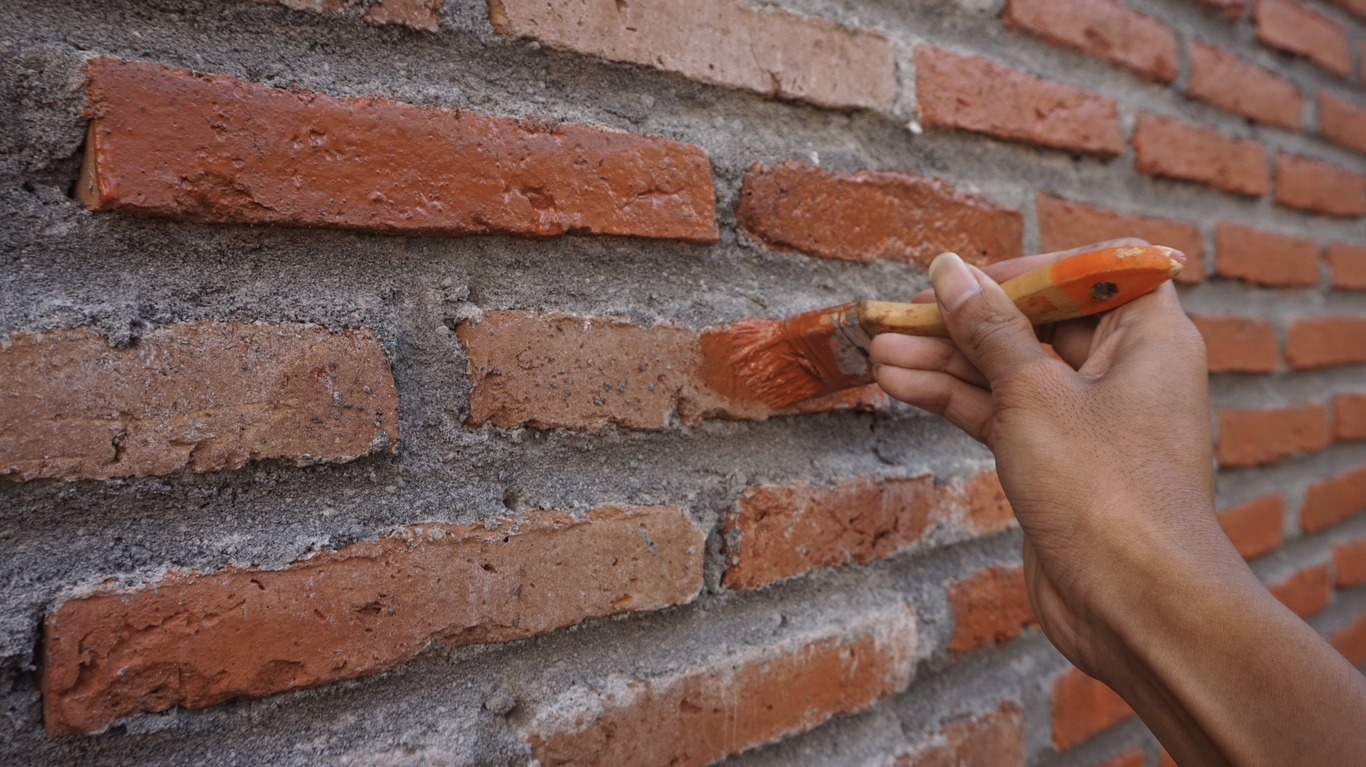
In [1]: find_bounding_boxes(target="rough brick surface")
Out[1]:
[947,566,1036,652]
[0,322,397,482]
[1052,668,1134,750]
[1328,243,1366,290]
[1268,564,1331,617]
[1217,404,1330,467]
[1189,315,1278,373]
[1254,0,1353,77]
[80,59,718,243]
[1274,152,1366,217]
[914,47,1123,156]
[1286,317,1366,370]
[40,505,705,735]
[363,0,440,31]
[1214,222,1319,287]
[1098,750,1146,767]
[1335,393,1366,441]
[1002,0,1177,82]
[1036,196,1204,284]
[1132,115,1270,196]
[1333,538,1366,587]
[488,0,895,110]
[737,162,1024,268]
[527,606,917,767]
[1301,463,1366,532]
[894,703,1025,767]
[1319,93,1366,155]
[1217,495,1285,559]
[1187,42,1302,128]
[1330,611,1366,666]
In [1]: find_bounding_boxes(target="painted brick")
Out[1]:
[1254,0,1352,77]
[1002,0,1178,82]
[79,59,717,244]
[1275,152,1366,217]
[1188,315,1278,373]
[528,605,917,767]
[914,46,1123,156]
[1052,667,1134,750]
[1132,115,1270,196]
[894,702,1025,767]
[1097,749,1147,767]
[1333,538,1366,587]
[1320,93,1366,155]
[1188,42,1302,129]
[736,162,1024,269]
[487,0,895,111]
[1217,494,1285,559]
[1193,0,1247,18]
[40,505,704,735]
[0,322,397,482]
[1214,222,1318,287]
[249,0,440,30]
[1328,243,1366,290]
[456,311,887,431]
[1336,393,1366,441]
[947,565,1037,653]
[1330,610,1366,666]
[1036,196,1204,284]
[1217,404,1331,467]
[1301,463,1366,532]
[1286,317,1366,370]
[1268,563,1331,617]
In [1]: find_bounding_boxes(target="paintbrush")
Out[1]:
[728,245,1185,408]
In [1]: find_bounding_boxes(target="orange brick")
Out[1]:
[79,59,717,244]
[736,162,1024,269]
[528,606,917,767]
[1335,393,1366,441]
[1188,42,1302,129]
[1301,463,1366,532]
[1333,538,1366,587]
[1218,494,1285,559]
[1268,564,1331,617]
[40,505,704,735]
[1160,750,1178,767]
[1133,114,1270,197]
[0,322,397,482]
[1327,243,1366,290]
[1255,0,1353,77]
[1002,0,1177,82]
[1286,317,1366,370]
[1330,610,1366,665]
[1217,403,1330,467]
[1097,749,1147,767]
[1052,667,1134,750]
[1214,222,1318,287]
[1036,196,1204,284]
[947,566,1037,652]
[363,0,440,31]
[894,702,1025,767]
[915,46,1123,156]
[1320,93,1366,156]
[962,471,1018,536]
[1188,315,1278,373]
[488,0,895,110]
[1275,152,1366,217]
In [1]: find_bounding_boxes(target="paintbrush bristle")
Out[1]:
[727,315,834,409]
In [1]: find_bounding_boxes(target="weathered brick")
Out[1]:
[0,322,396,482]
[1275,152,1366,217]
[1188,315,1278,373]
[1214,222,1318,287]
[1255,0,1353,77]
[914,46,1123,156]
[736,162,1024,269]
[79,59,717,244]
[488,0,895,111]
[1002,0,1177,82]
[1097,750,1147,767]
[1286,317,1366,370]
[1336,393,1366,441]
[1320,93,1366,156]
[1188,42,1302,129]
[1132,114,1269,196]
[1327,243,1366,290]
[1052,667,1134,750]
[1301,463,1366,532]
[1268,563,1331,617]
[1330,610,1366,665]
[894,703,1025,767]
[528,606,917,767]
[947,565,1037,653]
[248,0,440,30]
[1333,538,1366,587]
[1217,495,1285,559]
[1036,196,1204,284]
[40,505,704,735]
[1217,404,1331,467]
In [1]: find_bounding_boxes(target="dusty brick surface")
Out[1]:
[1275,152,1366,217]
[736,162,1024,268]
[1268,564,1331,617]
[1188,42,1302,128]
[1320,93,1366,155]
[1286,317,1366,370]
[1217,494,1285,559]
[1132,115,1269,196]
[1189,315,1278,373]
[1002,0,1177,82]
[894,703,1025,767]
[1217,404,1330,467]
[1036,196,1204,284]
[1051,668,1134,750]
[79,59,718,243]
[1330,611,1366,666]
[1214,222,1319,287]
[1335,393,1366,440]
[1301,463,1366,532]
[1333,538,1366,587]
[363,0,440,30]
[1328,243,1366,290]
[0,322,397,482]
[915,46,1123,156]
[1254,0,1353,76]
[488,0,895,110]
[40,505,705,735]
[947,565,1036,653]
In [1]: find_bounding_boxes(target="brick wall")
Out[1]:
[1,0,1364,764]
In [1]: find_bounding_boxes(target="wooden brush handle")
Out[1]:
[857,245,1184,337]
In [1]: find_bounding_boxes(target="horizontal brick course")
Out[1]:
[1052,668,1134,750]
[1217,404,1331,467]
[1330,611,1366,666]
[1333,538,1366,587]
[1036,196,1204,284]
[894,703,1025,767]
[1335,393,1366,441]
[947,565,1036,653]
[1286,317,1366,370]
[1189,315,1278,373]
[1132,114,1269,197]
[1320,93,1366,156]
[1274,152,1366,217]
[1254,0,1353,76]
[1268,563,1331,617]
[1301,463,1366,532]
[1187,41,1302,129]
[252,0,441,30]
[1326,242,1366,290]
[1214,222,1319,287]
[1,322,397,482]
[1217,494,1285,559]
[1002,0,1178,82]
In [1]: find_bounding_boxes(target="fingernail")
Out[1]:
[928,252,980,312]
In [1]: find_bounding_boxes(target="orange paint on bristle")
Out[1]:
[727,303,875,408]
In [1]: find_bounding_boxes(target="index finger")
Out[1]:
[910,238,1153,303]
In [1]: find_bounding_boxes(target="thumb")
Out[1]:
[929,251,1053,384]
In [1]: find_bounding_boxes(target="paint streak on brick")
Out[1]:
[1301,463,1366,532]
[1052,668,1134,750]
[0,322,396,482]
[1335,393,1366,441]
[1275,152,1366,217]
[1188,42,1302,129]
[1215,222,1318,287]
[1319,93,1366,156]
[1333,538,1366,587]
[1217,494,1285,559]
[1330,611,1366,665]
[487,0,895,110]
[1268,564,1331,617]
[1254,0,1352,77]
[364,0,441,31]
[893,702,1025,767]
[1036,196,1204,284]
[1327,243,1366,290]
[947,566,1036,653]
[1286,317,1366,370]
[1189,315,1278,373]
[79,59,718,244]
[1132,114,1269,196]
[736,161,1024,268]
[914,46,1123,156]
[1002,0,1177,82]
[40,505,704,735]
[1217,404,1330,467]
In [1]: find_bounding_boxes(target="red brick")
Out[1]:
[1301,463,1366,532]
[961,471,1017,536]
[1214,222,1318,287]
[1268,563,1331,617]
[1255,0,1353,77]
[1002,0,1177,82]
[1188,42,1302,129]
[1275,152,1366,217]
[1217,403,1331,467]
[736,162,1024,269]
[914,46,1123,156]
[1132,115,1269,196]
[1188,315,1279,373]
[1051,667,1134,750]
[1333,538,1366,587]
[947,566,1037,653]
[1336,393,1366,440]
[79,59,717,244]
[0,322,396,482]
[488,0,895,110]
[1097,750,1147,767]
[1036,196,1205,284]
[1286,317,1366,370]
[1218,494,1285,559]
[1330,610,1366,665]
[1192,0,1247,18]
[528,606,917,767]
[363,0,440,30]
[1320,93,1366,156]
[894,703,1025,767]
[40,505,703,735]
[1327,243,1366,290]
